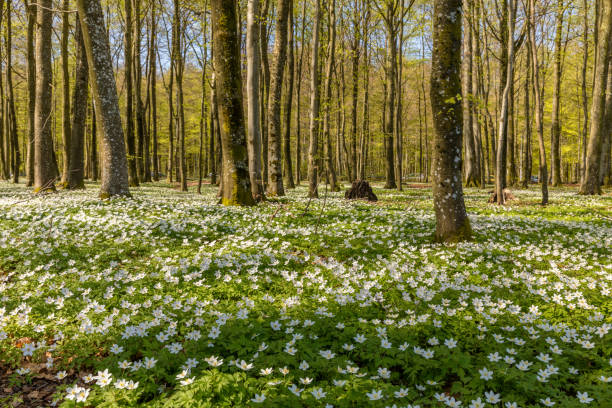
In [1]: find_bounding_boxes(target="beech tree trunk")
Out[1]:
[431,0,471,242]
[246,0,264,199]
[528,0,549,203]
[33,0,55,193]
[25,0,35,186]
[66,20,89,190]
[581,0,612,194]
[76,0,130,197]
[283,5,295,189]
[322,0,338,192]
[307,0,322,198]
[550,0,563,186]
[60,0,71,185]
[211,0,255,205]
[267,0,291,196]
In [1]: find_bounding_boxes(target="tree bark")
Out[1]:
[267,0,291,196]
[246,0,264,199]
[25,0,35,186]
[34,0,55,192]
[550,0,563,186]
[211,0,255,205]
[6,0,18,184]
[66,20,89,190]
[60,0,71,186]
[307,0,322,198]
[496,0,516,204]
[283,5,295,189]
[76,0,130,197]
[463,0,479,187]
[322,0,338,192]
[580,0,612,194]
[528,0,548,203]
[431,0,471,242]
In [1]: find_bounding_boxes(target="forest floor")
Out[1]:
[0,181,610,408]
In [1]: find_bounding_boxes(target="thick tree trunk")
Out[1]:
[260,0,270,189]
[349,18,359,182]
[267,0,291,196]
[66,20,89,190]
[307,0,322,198]
[580,0,612,194]
[211,0,255,205]
[34,0,55,193]
[431,0,471,242]
[76,0,130,197]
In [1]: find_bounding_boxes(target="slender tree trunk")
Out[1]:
[521,48,531,188]
[495,0,516,204]
[283,5,295,189]
[174,0,187,192]
[25,0,35,186]
[66,20,89,189]
[431,0,471,242]
[60,0,71,185]
[267,0,291,196]
[6,0,18,184]
[149,1,159,181]
[124,0,138,186]
[383,14,397,189]
[260,0,270,188]
[295,0,306,185]
[246,0,264,199]
[550,0,563,186]
[91,100,98,181]
[34,0,55,192]
[580,0,589,184]
[197,9,208,194]
[307,0,322,198]
[322,0,338,191]
[463,0,478,187]
[211,0,255,205]
[76,0,130,197]
[528,0,549,203]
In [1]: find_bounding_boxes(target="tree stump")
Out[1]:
[488,188,515,203]
[345,180,378,202]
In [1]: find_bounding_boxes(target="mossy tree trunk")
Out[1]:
[430,0,472,242]
[76,0,130,197]
[211,0,255,206]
